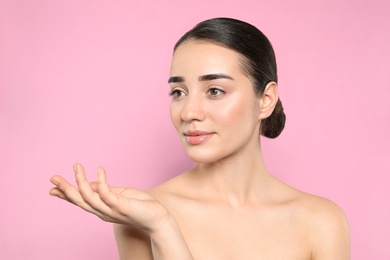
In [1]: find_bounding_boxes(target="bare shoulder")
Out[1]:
[306,195,350,259]
[147,172,192,201]
[113,223,153,260]
[272,178,348,225]
[291,189,347,222]
[285,184,350,259]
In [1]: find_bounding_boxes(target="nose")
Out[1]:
[180,93,205,122]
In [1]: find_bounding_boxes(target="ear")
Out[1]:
[258,81,279,120]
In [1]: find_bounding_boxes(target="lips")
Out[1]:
[183,130,214,145]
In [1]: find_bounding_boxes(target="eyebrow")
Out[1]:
[168,76,184,83]
[168,73,234,83]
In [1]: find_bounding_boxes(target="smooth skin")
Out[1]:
[50,40,349,259]
[50,164,193,259]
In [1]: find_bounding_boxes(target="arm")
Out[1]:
[149,215,193,260]
[50,163,193,260]
[113,224,154,260]
[113,218,193,260]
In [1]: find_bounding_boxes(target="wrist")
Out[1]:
[149,215,193,259]
[149,214,178,240]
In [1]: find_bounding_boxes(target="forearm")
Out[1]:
[150,215,193,260]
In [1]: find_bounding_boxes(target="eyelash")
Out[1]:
[169,89,185,99]
[169,87,226,100]
[207,87,225,98]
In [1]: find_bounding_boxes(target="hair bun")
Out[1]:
[260,99,286,138]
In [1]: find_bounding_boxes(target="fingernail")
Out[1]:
[51,178,58,186]
[73,164,78,174]
[49,189,57,196]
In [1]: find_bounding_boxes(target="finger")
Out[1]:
[51,175,79,199]
[91,181,124,194]
[96,167,121,208]
[49,187,71,202]
[49,175,94,206]
[51,171,103,216]
[90,182,98,192]
[96,168,156,219]
[74,164,112,214]
[50,174,71,187]
[74,164,98,200]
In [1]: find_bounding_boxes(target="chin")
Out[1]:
[185,147,229,164]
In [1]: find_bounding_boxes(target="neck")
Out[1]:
[191,141,271,207]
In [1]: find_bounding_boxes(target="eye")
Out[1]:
[169,89,186,100]
[207,88,225,98]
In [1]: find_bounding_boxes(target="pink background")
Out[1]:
[1,0,389,259]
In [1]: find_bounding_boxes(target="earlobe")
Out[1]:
[258,81,279,119]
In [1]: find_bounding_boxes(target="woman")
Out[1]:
[50,18,350,259]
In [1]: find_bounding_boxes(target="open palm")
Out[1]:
[50,164,169,232]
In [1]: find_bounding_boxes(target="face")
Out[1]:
[169,40,262,163]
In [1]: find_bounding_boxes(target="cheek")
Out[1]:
[210,95,257,127]
[170,102,181,130]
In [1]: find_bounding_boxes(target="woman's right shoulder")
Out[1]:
[113,173,190,259]
[112,179,179,260]
[113,223,154,260]
[147,171,192,201]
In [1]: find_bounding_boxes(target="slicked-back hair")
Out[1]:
[174,18,286,138]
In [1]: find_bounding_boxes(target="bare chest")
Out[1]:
[171,205,312,260]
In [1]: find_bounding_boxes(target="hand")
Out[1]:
[49,164,169,232]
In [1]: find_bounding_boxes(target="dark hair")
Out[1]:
[174,18,286,138]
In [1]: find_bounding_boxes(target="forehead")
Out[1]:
[170,40,245,77]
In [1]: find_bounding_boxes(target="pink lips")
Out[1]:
[184,130,214,145]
